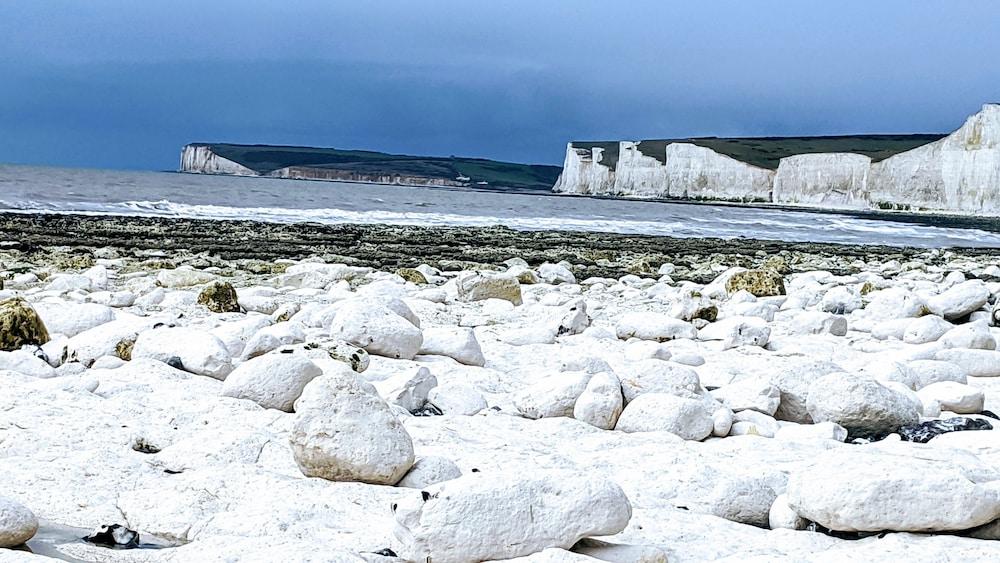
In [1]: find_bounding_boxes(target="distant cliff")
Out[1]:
[180,144,561,191]
[554,104,1000,215]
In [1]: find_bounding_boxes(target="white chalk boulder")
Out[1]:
[131,327,233,379]
[419,326,485,366]
[330,300,423,360]
[393,471,631,563]
[806,372,920,435]
[0,496,38,548]
[220,352,323,412]
[397,456,463,489]
[615,312,697,342]
[290,375,415,485]
[572,372,624,430]
[787,445,1000,532]
[615,393,714,440]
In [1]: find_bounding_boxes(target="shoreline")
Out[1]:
[1,211,995,282]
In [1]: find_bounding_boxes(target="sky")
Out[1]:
[1,1,998,171]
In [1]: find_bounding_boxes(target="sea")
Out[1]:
[2,164,999,249]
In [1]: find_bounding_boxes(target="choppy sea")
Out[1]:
[2,164,999,248]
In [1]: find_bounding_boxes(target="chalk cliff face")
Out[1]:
[554,142,773,202]
[552,144,614,195]
[553,104,1000,215]
[662,143,773,201]
[180,145,257,176]
[869,104,1000,213]
[773,153,871,208]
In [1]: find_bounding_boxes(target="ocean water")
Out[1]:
[1,164,999,248]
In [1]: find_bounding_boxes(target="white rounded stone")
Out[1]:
[132,327,233,379]
[220,353,323,412]
[392,471,631,563]
[290,375,415,485]
[615,393,714,440]
[396,456,462,489]
[0,496,38,548]
[572,372,624,430]
[418,326,485,366]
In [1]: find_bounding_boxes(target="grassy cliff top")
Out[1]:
[571,134,946,171]
[191,143,562,191]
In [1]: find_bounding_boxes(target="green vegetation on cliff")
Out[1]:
[195,143,562,191]
[572,134,946,171]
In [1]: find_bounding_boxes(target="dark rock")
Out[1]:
[372,548,398,557]
[197,281,241,313]
[411,404,443,417]
[725,269,786,297]
[395,268,428,285]
[165,356,185,370]
[131,438,160,454]
[898,417,993,443]
[0,297,50,351]
[115,336,136,361]
[83,524,140,549]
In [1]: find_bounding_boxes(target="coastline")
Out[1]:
[1,211,995,282]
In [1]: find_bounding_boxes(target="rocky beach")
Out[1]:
[0,211,999,561]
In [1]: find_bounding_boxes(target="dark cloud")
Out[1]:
[1,1,998,170]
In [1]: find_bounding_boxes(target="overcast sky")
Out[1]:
[1,1,998,170]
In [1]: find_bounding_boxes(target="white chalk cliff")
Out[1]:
[554,103,1000,215]
[180,145,257,177]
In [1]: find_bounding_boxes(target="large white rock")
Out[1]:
[156,267,215,288]
[131,327,233,379]
[617,359,701,403]
[397,456,463,489]
[455,272,523,305]
[290,375,415,485]
[778,310,843,337]
[768,494,808,531]
[0,351,56,378]
[615,312,697,342]
[698,316,770,349]
[513,372,592,419]
[771,360,844,423]
[220,353,323,412]
[906,359,968,388]
[806,372,921,435]
[916,381,984,414]
[927,280,991,320]
[702,476,778,527]
[372,366,438,412]
[427,383,487,416]
[711,376,781,415]
[864,287,927,321]
[538,262,576,285]
[938,321,997,350]
[329,300,423,360]
[572,372,624,430]
[615,393,714,440]
[392,471,631,563]
[210,314,273,358]
[33,302,115,338]
[902,315,953,344]
[935,349,1000,377]
[64,316,154,366]
[419,326,486,366]
[0,496,38,548]
[787,445,1000,532]
[240,321,306,360]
